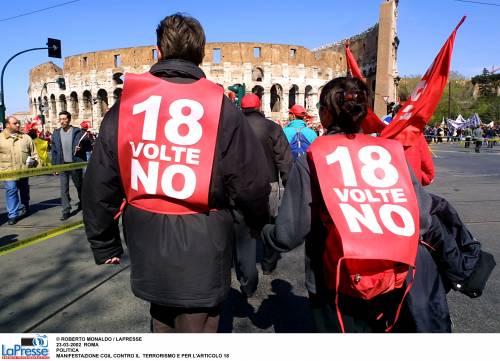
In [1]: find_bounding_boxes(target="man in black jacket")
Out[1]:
[82,14,270,332]
[233,94,292,296]
[51,111,85,221]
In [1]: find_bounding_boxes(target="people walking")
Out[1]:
[463,127,472,148]
[82,13,270,333]
[0,116,40,225]
[472,126,483,153]
[51,111,85,221]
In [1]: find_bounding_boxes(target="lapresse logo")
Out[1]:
[2,335,49,359]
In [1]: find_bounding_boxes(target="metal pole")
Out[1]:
[0,47,48,123]
[448,81,451,120]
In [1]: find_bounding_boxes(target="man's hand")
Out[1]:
[104,257,121,265]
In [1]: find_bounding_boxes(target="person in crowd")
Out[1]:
[463,127,472,148]
[0,116,40,225]
[82,13,270,333]
[233,93,293,296]
[283,104,318,159]
[75,121,95,161]
[51,111,85,221]
[262,77,494,332]
[485,126,495,148]
[28,125,49,166]
[472,126,483,153]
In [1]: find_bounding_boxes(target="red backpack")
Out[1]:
[307,134,420,332]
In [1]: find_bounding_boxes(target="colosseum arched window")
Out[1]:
[69,92,79,119]
[304,85,313,110]
[50,94,57,119]
[252,85,264,99]
[270,84,283,113]
[97,89,109,116]
[289,84,299,108]
[59,94,67,112]
[82,90,92,117]
[113,72,124,86]
[33,98,38,115]
[113,88,122,103]
[252,67,264,82]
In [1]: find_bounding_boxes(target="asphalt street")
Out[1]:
[0,141,498,333]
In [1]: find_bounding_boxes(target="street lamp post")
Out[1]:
[0,39,62,124]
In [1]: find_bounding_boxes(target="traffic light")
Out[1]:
[47,38,62,58]
[228,83,245,107]
[39,114,45,125]
[56,77,66,90]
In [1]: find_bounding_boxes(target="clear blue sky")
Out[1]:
[1,0,498,113]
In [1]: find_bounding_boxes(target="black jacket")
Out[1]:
[82,59,270,308]
[262,130,490,332]
[51,126,85,164]
[242,108,293,185]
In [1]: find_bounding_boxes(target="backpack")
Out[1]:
[289,127,311,160]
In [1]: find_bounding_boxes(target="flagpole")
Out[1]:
[448,81,451,120]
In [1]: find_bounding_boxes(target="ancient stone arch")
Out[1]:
[288,84,299,108]
[69,92,79,119]
[113,72,124,86]
[270,84,283,113]
[82,90,92,117]
[96,89,109,116]
[304,85,313,110]
[251,67,264,82]
[113,88,122,104]
[251,85,264,99]
[59,94,67,112]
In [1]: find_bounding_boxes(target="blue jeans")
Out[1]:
[4,178,30,219]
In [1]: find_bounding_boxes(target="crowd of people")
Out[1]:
[1,13,495,334]
[0,113,95,224]
[423,124,499,153]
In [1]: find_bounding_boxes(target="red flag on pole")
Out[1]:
[345,41,386,134]
[381,16,466,139]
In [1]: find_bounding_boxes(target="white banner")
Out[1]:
[0,333,498,361]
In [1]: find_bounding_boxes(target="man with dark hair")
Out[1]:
[51,111,85,221]
[83,13,270,333]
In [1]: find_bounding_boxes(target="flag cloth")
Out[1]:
[345,42,387,134]
[381,16,466,140]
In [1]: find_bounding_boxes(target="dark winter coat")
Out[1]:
[242,108,293,185]
[51,126,85,164]
[262,129,491,332]
[82,59,270,308]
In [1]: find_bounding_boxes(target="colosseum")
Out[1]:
[28,0,398,131]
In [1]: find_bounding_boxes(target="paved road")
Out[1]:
[0,141,498,333]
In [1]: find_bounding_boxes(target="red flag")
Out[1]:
[345,42,386,134]
[381,16,466,139]
[345,41,365,81]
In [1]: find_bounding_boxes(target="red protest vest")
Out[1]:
[117,72,223,214]
[308,134,420,331]
[308,134,420,293]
